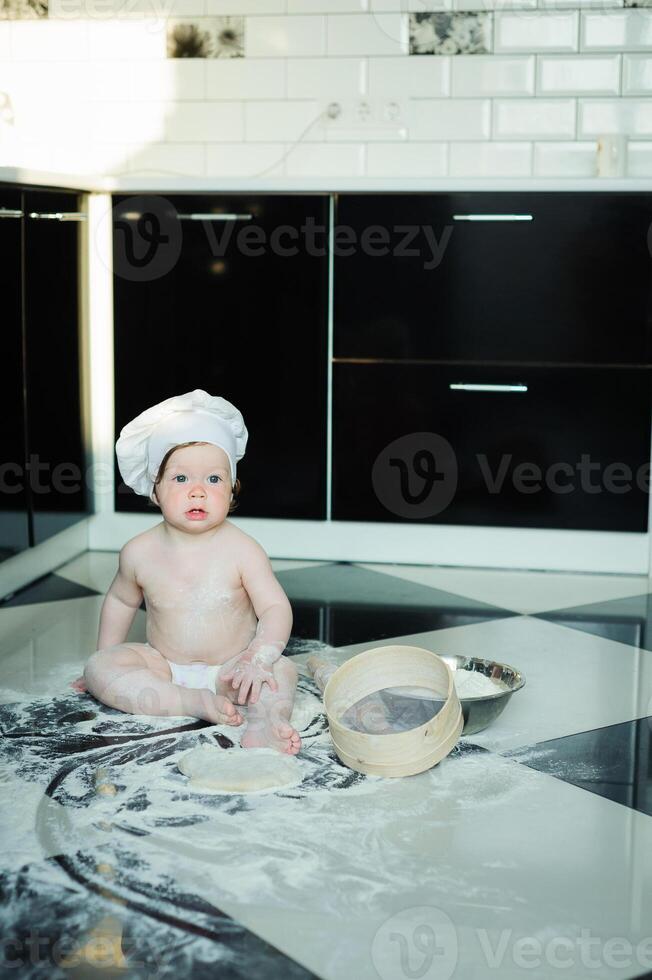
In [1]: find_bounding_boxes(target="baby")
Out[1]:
[82,389,301,755]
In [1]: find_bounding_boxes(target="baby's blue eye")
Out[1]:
[172,473,220,483]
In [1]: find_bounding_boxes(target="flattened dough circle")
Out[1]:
[178,745,302,794]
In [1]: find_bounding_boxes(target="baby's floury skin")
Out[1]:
[82,443,301,755]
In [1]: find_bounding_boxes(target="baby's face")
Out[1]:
[154,443,233,535]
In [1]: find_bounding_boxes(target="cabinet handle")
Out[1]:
[452,214,533,222]
[0,208,23,219]
[176,213,253,222]
[28,212,87,221]
[449,383,528,393]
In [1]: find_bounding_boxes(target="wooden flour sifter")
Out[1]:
[307,645,463,778]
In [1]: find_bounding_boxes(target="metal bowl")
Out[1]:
[440,654,526,736]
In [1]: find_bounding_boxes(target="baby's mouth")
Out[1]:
[186,507,206,515]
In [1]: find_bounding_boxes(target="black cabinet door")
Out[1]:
[333,363,651,532]
[113,194,329,519]
[23,191,87,545]
[0,189,30,559]
[335,193,652,365]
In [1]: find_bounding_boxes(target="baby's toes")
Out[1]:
[277,721,302,755]
[215,696,242,726]
[288,730,302,755]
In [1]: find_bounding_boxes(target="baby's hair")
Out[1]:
[150,440,241,513]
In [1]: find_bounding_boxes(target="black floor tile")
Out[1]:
[277,562,516,646]
[536,593,652,652]
[0,858,317,980]
[507,717,652,817]
[0,573,101,608]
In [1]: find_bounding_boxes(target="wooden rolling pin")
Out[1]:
[306,656,338,693]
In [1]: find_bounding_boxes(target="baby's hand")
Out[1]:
[221,654,278,706]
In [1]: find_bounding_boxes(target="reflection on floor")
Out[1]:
[1,552,652,980]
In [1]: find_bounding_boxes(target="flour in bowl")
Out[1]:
[454,670,510,699]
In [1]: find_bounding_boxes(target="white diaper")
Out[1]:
[168,660,222,692]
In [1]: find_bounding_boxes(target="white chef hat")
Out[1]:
[115,389,248,500]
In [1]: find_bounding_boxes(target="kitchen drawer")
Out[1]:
[113,194,329,519]
[23,190,87,545]
[332,363,651,532]
[334,193,652,365]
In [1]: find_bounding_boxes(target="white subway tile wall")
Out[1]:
[0,5,650,177]
[581,11,652,53]
[327,13,408,56]
[205,141,286,176]
[284,141,365,175]
[287,57,366,97]
[623,56,652,98]
[408,98,491,139]
[494,12,579,54]
[533,140,597,176]
[451,55,536,97]
[537,55,621,96]
[493,97,576,138]
[449,140,532,175]
[366,141,448,176]
[367,54,449,96]
[124,142,207,176]
[206,58,284,100]
[246,15,326,57]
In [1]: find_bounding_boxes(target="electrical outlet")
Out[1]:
[323,98,408,139]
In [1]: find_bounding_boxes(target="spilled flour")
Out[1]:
[0,642,575,980]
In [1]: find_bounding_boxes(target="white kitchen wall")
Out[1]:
[0,0,651,179]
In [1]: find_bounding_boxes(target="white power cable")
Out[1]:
[108,105,335,182]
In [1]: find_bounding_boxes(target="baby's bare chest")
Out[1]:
[138,561,248,616]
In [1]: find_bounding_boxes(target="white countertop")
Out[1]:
[2,167,652,194]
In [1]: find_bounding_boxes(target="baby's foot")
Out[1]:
[241,718,302,755]
[71,675,87,694]
[204,694,244,728]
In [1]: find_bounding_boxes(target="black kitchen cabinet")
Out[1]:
[23,190,88,545]
[113,194,329,519]
[332,362,651,533]
[0,190,30,560]
[334,193,652,366]
[0,185,88,561]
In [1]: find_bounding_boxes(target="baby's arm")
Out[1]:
[96,542,144,651]
[221,538,293,704]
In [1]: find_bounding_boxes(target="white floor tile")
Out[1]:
[56,551,119,594]
[154,754,652,980]
[0,596,127,700]
[359,561,650,613]
[336,616,652,751]
[270,559,331,572]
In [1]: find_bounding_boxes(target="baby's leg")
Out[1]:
[218,656,301,755]
[83,643,243,727]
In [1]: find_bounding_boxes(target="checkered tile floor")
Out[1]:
[1,552,651,980]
